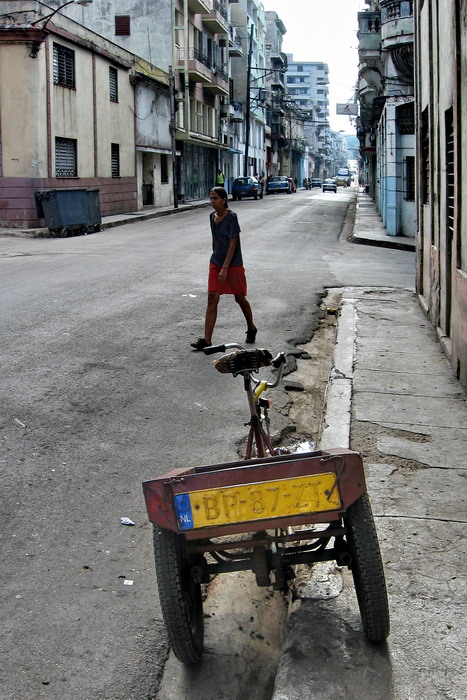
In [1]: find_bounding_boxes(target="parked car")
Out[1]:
[322,178,337,193]
[231,176,263,200]
[266,176,291,194]
[287,177,297,193]
[310,178,322,188]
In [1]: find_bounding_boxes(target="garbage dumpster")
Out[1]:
[84,189,101,233]
[34,188,101,237]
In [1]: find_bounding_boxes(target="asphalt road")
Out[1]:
[0,189,415,699]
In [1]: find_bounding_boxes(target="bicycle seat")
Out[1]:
[214,348,273,375]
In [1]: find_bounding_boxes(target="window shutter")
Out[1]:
[115,15,130,36]
[109,67,118,101]
[53,44,75,88]
[111,143,120,176]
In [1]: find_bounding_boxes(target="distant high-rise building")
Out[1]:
[285,56,329,120]
[285,55,332,178]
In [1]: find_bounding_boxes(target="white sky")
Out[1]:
[262,0,367,133]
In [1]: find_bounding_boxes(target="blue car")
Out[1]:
[266,176,291,194]
[231,177,263,201]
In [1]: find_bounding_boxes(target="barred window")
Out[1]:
[55,138,77,177]
[53,43,75,88]
[109,67,118,102]
[445,108,455,240]
[115,15,130,36]
[111,143,120,177]
[405,156,415,201]
[421,107,430,205]
[160,154,169,184]
[397,102,415,134]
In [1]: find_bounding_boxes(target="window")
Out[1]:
[405,156,415,201]
[160,154,169,184]
[421,107,429,205]
[445,108,455,240]
[55,138,77,177]
[109,67,118,102]
[53,43,75,88]
[115,15,130,36]
[297,65,303,72]
[397,102,414,134]
[111,143,120,177]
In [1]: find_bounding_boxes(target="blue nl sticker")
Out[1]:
[174,493,194,530]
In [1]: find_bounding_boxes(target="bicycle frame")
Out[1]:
[243,370,276,458]
[205,343,286,460]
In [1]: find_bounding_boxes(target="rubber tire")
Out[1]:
[344,493,390,642]
[152,524,204,663]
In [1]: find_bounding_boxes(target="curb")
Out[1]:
[351,233,415,251]
[318,291,355,451]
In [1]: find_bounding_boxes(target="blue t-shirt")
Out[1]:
[210,210,243,267]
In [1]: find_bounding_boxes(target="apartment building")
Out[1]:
[66,0,231,202]
[0,2,144,227]
[285,56,331,179]
[357,0,415,238]
[415,0,467,388]
[264,10,287,179]
[230,0,266,179]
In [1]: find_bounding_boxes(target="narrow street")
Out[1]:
[1,189,415,699]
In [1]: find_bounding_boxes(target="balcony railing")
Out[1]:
[213,1,228,21]
[179,47,211,68]
[381,1,413,22]
[202,1,228,34]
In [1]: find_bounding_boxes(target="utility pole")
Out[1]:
[243,23,254,177]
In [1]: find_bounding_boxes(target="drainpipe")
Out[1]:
[243,23,253,176]
[169,66,178,208]
[183,0,190,136]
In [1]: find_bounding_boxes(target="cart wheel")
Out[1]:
[152,524,204,663]
[344,493,390,642]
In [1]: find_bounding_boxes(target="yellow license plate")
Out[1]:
[174,473,341,530]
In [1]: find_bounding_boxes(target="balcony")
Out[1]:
[357,11,381,52]
[381,0,413,50]
[187,0,210,13]
[176,48,212,83]
[202,1,229,35]
[229,101,244,122]
[203,66,229,95]
[228,26,243,57]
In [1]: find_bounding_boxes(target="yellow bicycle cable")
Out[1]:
[254,380,269,403]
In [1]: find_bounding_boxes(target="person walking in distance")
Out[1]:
[216,168,225,186]
[191,187,257,351]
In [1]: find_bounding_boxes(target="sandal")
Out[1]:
[191,338,209,351]
[245,328,257,344]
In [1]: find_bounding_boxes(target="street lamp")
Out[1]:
[31,0,93,29]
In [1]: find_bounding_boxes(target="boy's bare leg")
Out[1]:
[204,292,220,344]
[234,295,256,331]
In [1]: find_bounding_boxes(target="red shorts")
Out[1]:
[208,263,247,296]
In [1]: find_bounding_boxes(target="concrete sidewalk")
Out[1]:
[351,192,416,251]
[0,199,210,238]
[272,198,465,698]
